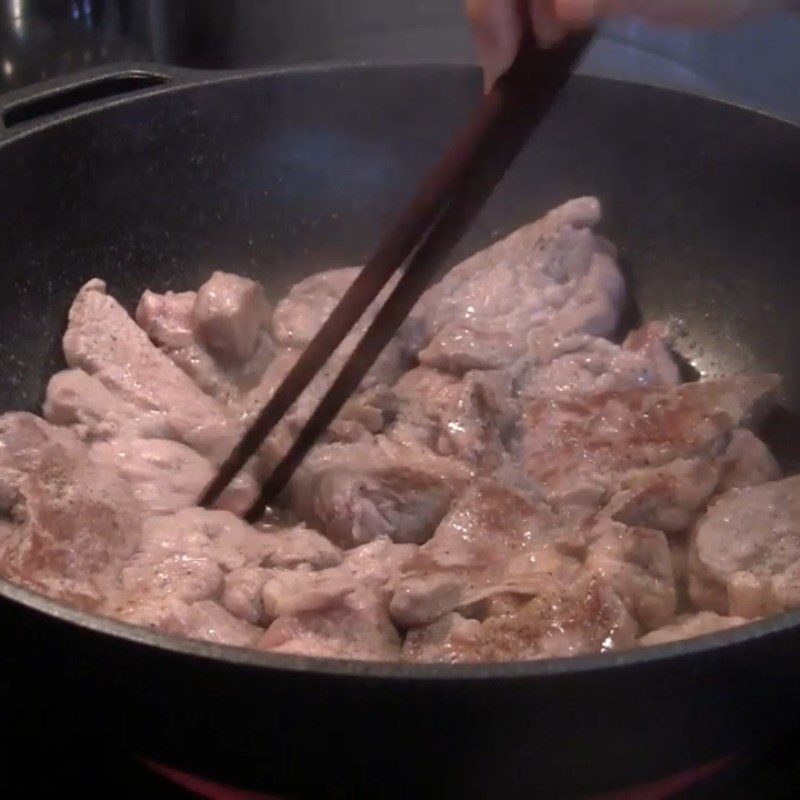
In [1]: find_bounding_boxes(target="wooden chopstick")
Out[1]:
[201,28,594,519]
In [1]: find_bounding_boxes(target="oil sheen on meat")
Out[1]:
[0,197,787,662]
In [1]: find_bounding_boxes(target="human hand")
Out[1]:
[467,0,790,87]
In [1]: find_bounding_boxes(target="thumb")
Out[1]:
[466,0,523,90]
[467,0,572,89]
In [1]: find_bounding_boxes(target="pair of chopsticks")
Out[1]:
[200,28,594,522]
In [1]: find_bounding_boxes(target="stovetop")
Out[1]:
[5,730,800,799]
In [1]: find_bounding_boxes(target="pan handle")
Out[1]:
[0,63,206,141]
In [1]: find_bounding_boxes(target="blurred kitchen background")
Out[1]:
[0,0,799,123]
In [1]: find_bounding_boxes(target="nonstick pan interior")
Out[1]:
[1,68,799,458]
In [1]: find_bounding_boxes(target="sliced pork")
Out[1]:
[415,198,625,373]
[0,197,789,664]
[64,280,240,462]
[136,271,275,403]
[403,577,637,663]
[689,474,800,618]
[390,479,574,629]
[514,374,780,511]
[0,413,142,609]
[290,437,473,548]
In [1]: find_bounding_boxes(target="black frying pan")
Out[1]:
[1,62,800,799]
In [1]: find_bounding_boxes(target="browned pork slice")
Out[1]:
[0,413,142,609]
[88,438,258,517]
[271,266,425,355]
[388,366,515,469]
[717,429,781,492]
[402,577,637,663]
[415,198,625,373]
[605,459,723,534]
[221,525,346,624]
[516,323,680,398]
[258,586,402,661]
[63,280,241,462]
[122,508,340,590]
[689,474,800,618]
[225,537,413,633]
[44,369,175,441]
[255,538,413,660]
[193,271,272,363]
[259,538,416,622]
[514,374,780,512]
[604,429,780,538]
[114,595,262,647]
[272,267,362,347]
[112,508,341,638]
[583,519,676,631]
[136,271,275,403]
[390,479,576,629]
[289,437,473,548]
[639,611,750,647]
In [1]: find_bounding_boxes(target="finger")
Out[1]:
[530,0,571,46]
[466,0,523,90]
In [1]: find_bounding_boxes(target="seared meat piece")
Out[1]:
[237,538,416,638]
[0,413,142,608]
[389,366,515,469]
[290,438,473,548]
[261,566,357,620]
[44,369,174,441]
[517,323,680,398]
[639,611,749,647]
[268,266,420,413]
[117,595,262,647]
[689,474,800,618]
[605,459,722,534]
[88,438,258,517]
[119,509,339,598]
[261,538,415,618]
[272,267,362,348]
[403,577,636,663]
[416,198,625,373]
[271,266,425,355]
[114,508,341,634]
[193,271,272,363]
[604,428,779,537]
[717,429,781,492]
[223,566,270,625]
[390,479,575,629]
[258,585,402,661]
[183,600,263,647]
[514,374,780,511]
[583,520,676,631]
[257,538,413,661]
[136,271,275,402]
[64,280,240,461]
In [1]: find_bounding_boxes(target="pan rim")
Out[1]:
[2,60,800,681]
[0,60,798,147]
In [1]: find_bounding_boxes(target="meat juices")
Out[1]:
[0,197,790,662]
